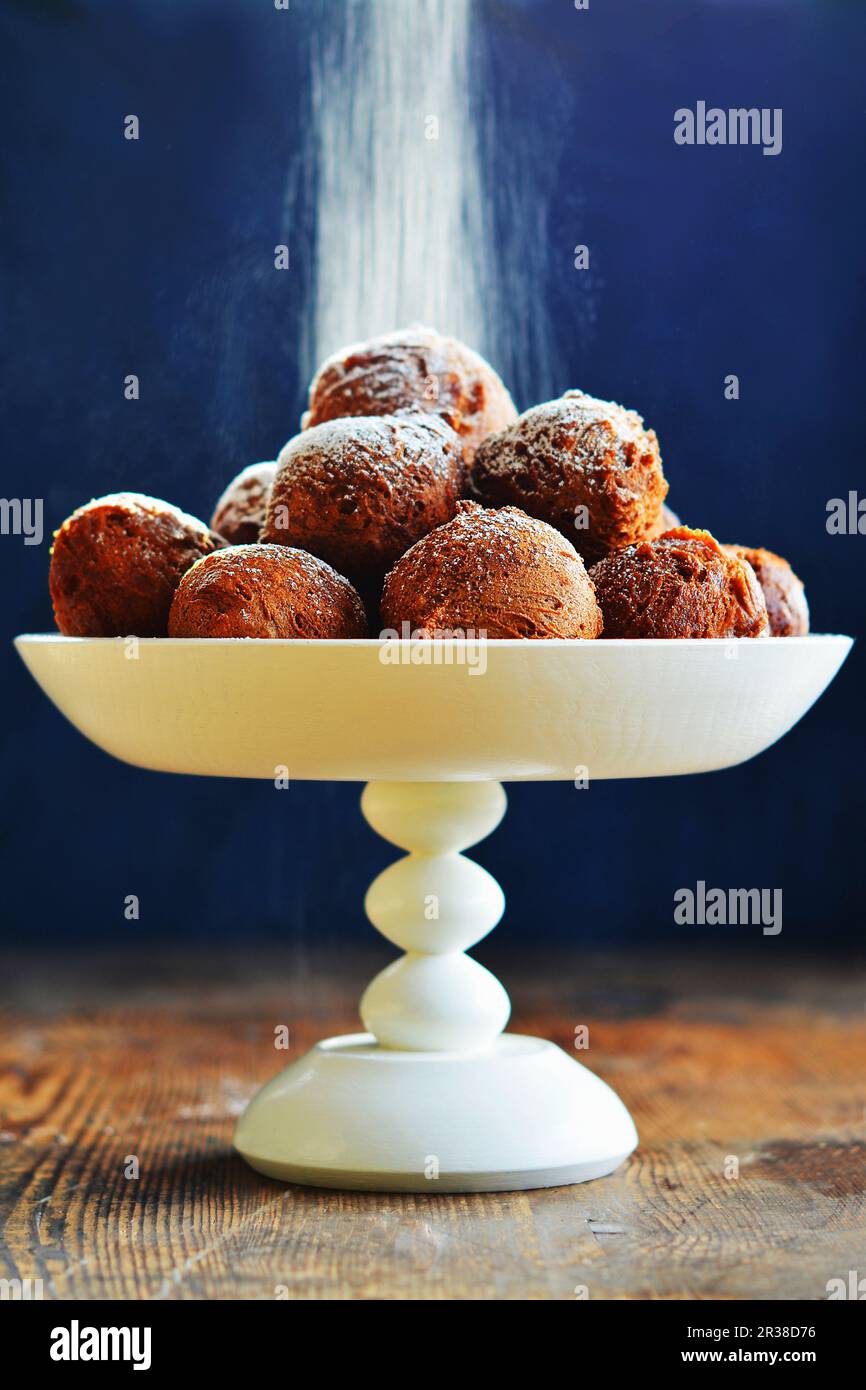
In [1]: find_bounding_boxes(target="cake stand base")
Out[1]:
[233,1032,638,1192]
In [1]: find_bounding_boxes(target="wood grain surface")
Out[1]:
[1,947,864,1301]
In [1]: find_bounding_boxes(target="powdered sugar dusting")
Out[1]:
[279,412,462,492]
[478,390,659,481]
[306,4,495,367]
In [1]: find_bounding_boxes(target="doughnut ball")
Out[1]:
[168,544,367,639]
[471,389,669,562]
[380,500,603,640]
[50,492,226,637]
[211,462,277,545]
[302,325,517,464]
[262,412,465,592]
[722,544,809,636]
[589,527,769,639]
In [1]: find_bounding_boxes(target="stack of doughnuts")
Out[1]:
[48,324,808,641]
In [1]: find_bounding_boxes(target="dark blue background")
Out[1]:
[2,0,863,950]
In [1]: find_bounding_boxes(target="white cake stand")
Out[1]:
[15,634,852,1191]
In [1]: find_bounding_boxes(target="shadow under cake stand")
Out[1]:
[16,633,852,1192]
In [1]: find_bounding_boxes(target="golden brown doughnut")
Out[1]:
[50,492,225,637]
[589,527,769,639]
[471,389,668,561]
[263,411,465,594]
[303,325,516,464]
[211,462,277,545]
[168,544,367,639]
[722,544,809,636]
[381,500,603,639]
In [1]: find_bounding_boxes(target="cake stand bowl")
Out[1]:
[14,634,852,783]
[15,634,852,1191]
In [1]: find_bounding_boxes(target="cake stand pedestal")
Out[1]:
[234,780,637,1190]
[15,634,852,1192]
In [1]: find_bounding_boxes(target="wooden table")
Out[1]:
[1,946,864,1301]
